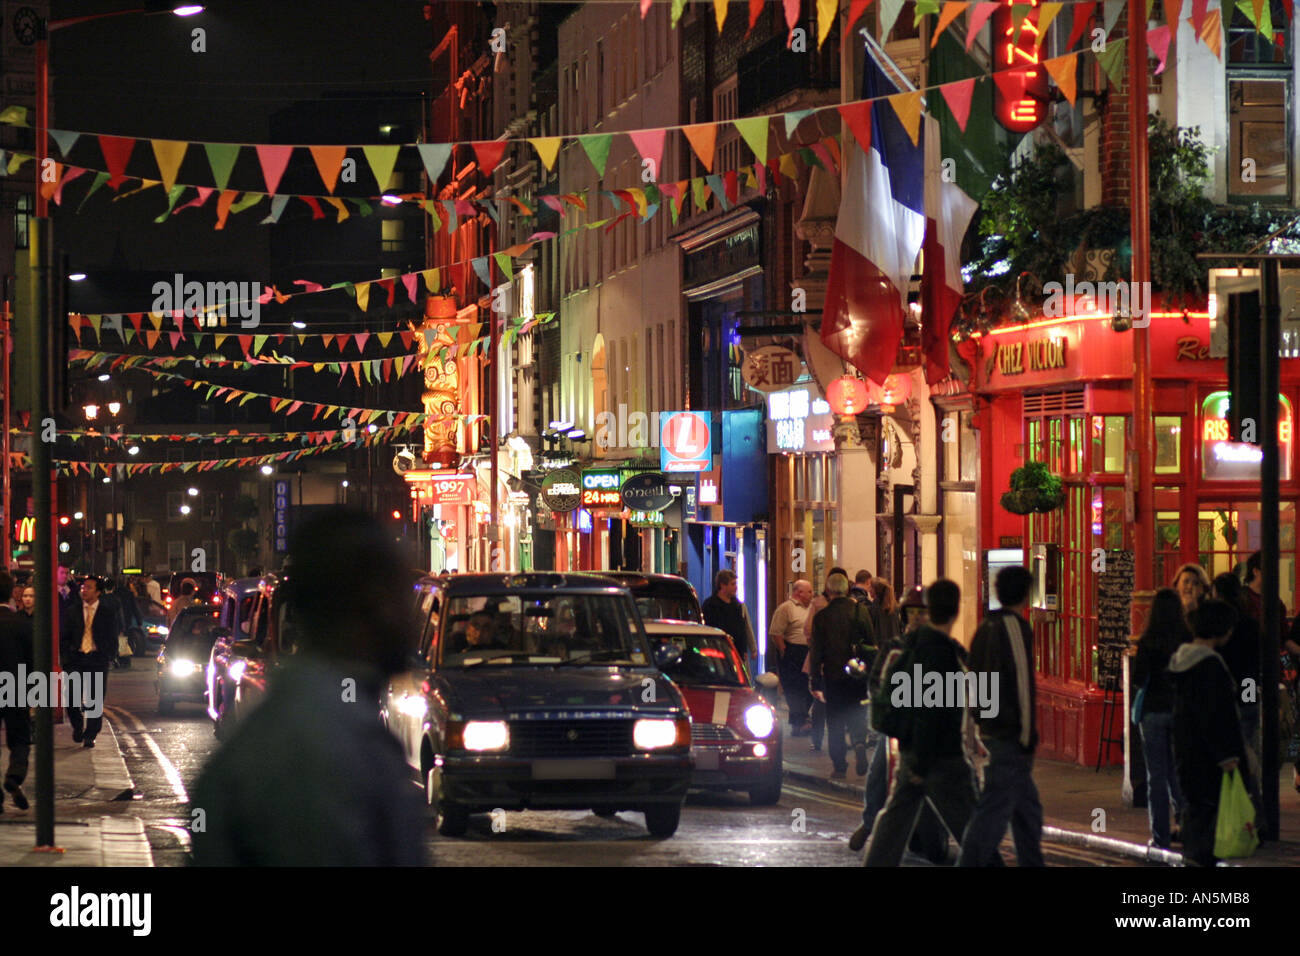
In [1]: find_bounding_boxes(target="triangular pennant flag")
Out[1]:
[1191,0,1210,34]
[377,278,396,306]
[888,91,923,146]
[150,139,188,192]
[939,77,978,133]
[1147,24,1173,73]
[1035,3,1064,46]
[253,334,269,355]
[817,0,838,47]
[169,331,182,349]
[733,115,771,164]
[49,129,80,156]
[967,2,1000,50]
[579,134,613,176]
[848,0,876,30]
[261,194,290,224]
[682,124,718,172]
[1245,0,1272,37]
[98,135,135,189]
[784,0,800,35]
[417,142,452,183]
[472,141,507,178]
[881,0,906,38]
[494,252,514,281]
[354,332,371,353]
[932,2,969,45]
[1196,7,1221,57]
[356,283,371,312]
[402,273,418,303]
[914,0,941,26]
[256,145,293,194]
[148,312,165,331]
[471,256,493,288]
[993,68,1030,104]
[784,109,814,138]
[1043,53,1079,106]
[1010,4,1033,44]
[377,331,394,348]
[229,192,263,214]
[524,137,560,173]
[1164,0,1183,29]
[204,143,240,192]
[714,0,730,32]
[1067,1,1097,48]
[1103,0,1124,33]
[838,102,872,156]
[628,129,666,174]
[363,144,400,192]
[213,189,238,230]
[146,330,160,349]
[309,145,348,194]
[323,196,350,222]
[1097,37,1127,86]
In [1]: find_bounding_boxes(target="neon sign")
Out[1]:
[15,516,35,544]
[992,1,1052,133]
[1201,391,1293,481]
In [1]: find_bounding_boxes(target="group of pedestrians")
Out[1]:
[1134,552,1299,864]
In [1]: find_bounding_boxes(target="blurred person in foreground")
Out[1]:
[0,570,33,811]
[191,508,425,866]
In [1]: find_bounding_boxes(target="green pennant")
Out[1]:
[913,0,941,25]
[253,334,268,354]
[579,134,613,177]
[732,116,771,165]
[671,0,687,26]
[154,184,187,223]
[193,332,206,351]
[1097,37,1127,89]
[78,171,111,213]
[206,386,218,400]
[1240,0,1272,37]
[1011,4,1033,44]
[352,198,373,216]
[493,252,514,281]
[229,192,264,214]
[203,143,241,192]
[124,327,136,345]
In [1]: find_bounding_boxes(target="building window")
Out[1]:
[1154,415,1183,473]
[1227,1,1291,200]
[167,540,185,571]
[713,76,741,172]
[1092,415,1126,473]
[1154,485,1182,587]
[167,491,183,521]
[14,194,31,250]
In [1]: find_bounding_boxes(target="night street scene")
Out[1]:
[1,0,1299,934]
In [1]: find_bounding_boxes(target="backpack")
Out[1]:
[869,640,918,742]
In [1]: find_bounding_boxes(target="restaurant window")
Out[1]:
[1154,416,1182,474]
[1197,501,1296,609]
[1092,415,1126,473]
[1067,416,1085,474]
[1201,391,1293,481]
[1154,485,1182,587]
[1092,485,1127,551]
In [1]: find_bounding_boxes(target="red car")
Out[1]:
[644,620,782,805]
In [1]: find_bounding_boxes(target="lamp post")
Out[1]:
[28,0,203,850]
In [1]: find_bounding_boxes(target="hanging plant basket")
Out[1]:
[1001,462,1064,515]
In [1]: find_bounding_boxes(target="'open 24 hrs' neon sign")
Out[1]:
[992,0,1052,133]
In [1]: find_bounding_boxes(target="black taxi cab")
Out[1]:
[382,573,693,838]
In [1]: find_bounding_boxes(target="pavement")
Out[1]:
[0,719,154,867]
[776,702,1300,866]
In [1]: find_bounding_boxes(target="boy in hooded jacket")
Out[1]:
[1170,599,1254,867]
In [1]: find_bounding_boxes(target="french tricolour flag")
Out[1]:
[921,113,978,384]
[820,48,926,386]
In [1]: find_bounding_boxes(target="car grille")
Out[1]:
[509,720,635,758]
[691,723,739,743]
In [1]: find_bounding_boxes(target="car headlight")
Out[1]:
[461,721,509,752]
[169,659,199,678]
[744,704,775,738]
[634,718,680,750]
[228,660,247,683]
[146,624,168,636]
[395,694,428,720]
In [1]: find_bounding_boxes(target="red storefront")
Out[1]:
[973,299,1298,766]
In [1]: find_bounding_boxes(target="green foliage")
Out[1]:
[227,527,260,561]
[230,494,259,525]
[1001,461,1064,515]
[969,115,1300,300]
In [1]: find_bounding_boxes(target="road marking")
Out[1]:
[781,784,864,812]
[106,706,189,804]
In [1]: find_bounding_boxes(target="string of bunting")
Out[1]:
[44,420,421,446]
[70,347,423,386]
[0,0,1270,203]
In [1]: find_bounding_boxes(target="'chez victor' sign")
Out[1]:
[993,336,1068,376]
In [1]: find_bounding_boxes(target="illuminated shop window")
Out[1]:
[1154,416,1182,474]
[1200,391,1292,481]
[1092,416,1126,473]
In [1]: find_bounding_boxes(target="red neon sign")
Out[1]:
[992,1,1052,133]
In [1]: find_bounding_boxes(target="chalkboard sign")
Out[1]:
[1096,549,1135,691]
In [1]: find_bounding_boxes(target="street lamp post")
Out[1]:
[28,0,204,850]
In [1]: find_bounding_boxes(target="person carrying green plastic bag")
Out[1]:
[1170,600,1258,866]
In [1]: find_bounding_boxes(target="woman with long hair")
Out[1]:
[1171,563,1211,620]
[868,578,900,647]
[1132,587,1193,848]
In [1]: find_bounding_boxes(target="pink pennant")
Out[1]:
[1191,0,1209,34]
[628,129,666,173]
[940,77,978,133]
[1147,24,1172,74]
[53,166,88,206]
[754,161,767,196]
[256,145,293,194]
[173,187,215,215]
[402,273,419,303]
[293,279,324,293]
[258,285,275,304]
[169,331,182,349]
[967,2,1000,51]
[641,0,653,16]
[354,332,370,352]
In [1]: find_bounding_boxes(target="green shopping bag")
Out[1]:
[1213,768,1260,859]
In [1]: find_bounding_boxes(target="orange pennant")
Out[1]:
[1043,53,1079,107]
[682,123,718,172]
[1196,8,1221,58]
[888,92,923,147]
[309,145,348,194]
[214,189,237,230]
[932,2,969,45]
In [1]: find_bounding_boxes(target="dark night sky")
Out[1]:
[50,0,435,277]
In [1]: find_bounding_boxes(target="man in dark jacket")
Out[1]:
[958,565,1043,866]
[809,572,875,778]
[0,569,33,811]
[702,569,756,672]
[191,508,426,866]
[59,576,117,748]
[1171,600,1253,867]
[864,579,977,867]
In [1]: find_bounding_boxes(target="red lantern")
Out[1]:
[826,376,870,416]
[878,373,912,407]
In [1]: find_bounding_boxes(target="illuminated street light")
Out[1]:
[172,5,204,15]
[187,487,199,496]
[73,511,84,520]
[128,445,140,455]
[292,320,306,329]
[107,401,121,416]
[260,465,273,475]
[380,194,402,206]
[179,504,191,515]
[97,374,110,382]
[83,404,99,420]
[68,272,86,281]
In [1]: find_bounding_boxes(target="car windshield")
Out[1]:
[654,630,747,687]
[166,610,220,656]
[634,594,702,623]
[439,592,647,668]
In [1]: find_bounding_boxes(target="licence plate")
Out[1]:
[531,760,616,780]
[693,750,720,771]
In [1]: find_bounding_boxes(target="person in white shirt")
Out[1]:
[771,580,814,735]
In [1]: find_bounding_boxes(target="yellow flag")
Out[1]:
[1034,3,1064,48]
[356,283,371,312]
[151,139,188,192]
[529,137,562,172]
[888,92,923,147]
